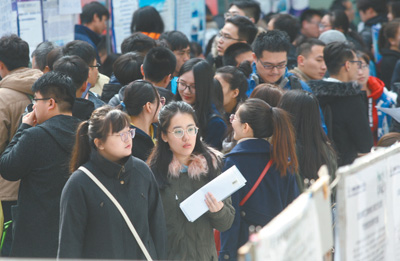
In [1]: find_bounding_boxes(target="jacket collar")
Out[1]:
[226,138,271,157]
[90,150,133,179]
[308,79,362,97]
[75,24,101,46]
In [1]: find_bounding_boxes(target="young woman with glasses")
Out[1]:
[121,80,165,161]
[58,106,166,260]
[175,58,227,150]
[147,101,234,260]
[220,98,299,260]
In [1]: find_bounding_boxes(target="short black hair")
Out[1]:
[53,55,89,91]
[143,47,176,82]
[130,6,164,34]
[297,38,326,57]
[223,42,252,66]
[46,47,63,71]
[0,34,29,71]
[300,9,323,24]
[31,71,76,112]
[80,2,109,24]
[121,32,157,55]
[226,16,258,44]
[113,52,144,85]
[323,41,356,75]
[230,0,261,23]
[159,31,190,51]
[330,0,349,12]
[63,40,96,66]
[272,14,300,43]
[357,0,387,14]
[32,42,56,71]
[253,30,291,58]
[190,41,203,58]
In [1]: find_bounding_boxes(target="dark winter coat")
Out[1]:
[72,97,95,120]
[359,14,387,52]
[155,154,235,260]
[308,80,374,166]
[378,48,400,89]
[0,115,81,257]
[219,139,299,260]
[130,123,156,162]
[58,150,166,260]
[74,24,101,63]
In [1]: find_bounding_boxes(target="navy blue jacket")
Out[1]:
[74,25,101,63]
[219,139,299,260]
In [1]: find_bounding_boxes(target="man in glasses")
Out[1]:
[0,72,81,257]
[0,34,43,256]
[308,41,373,166]
[207,16,257,69]
[252,30,312,92]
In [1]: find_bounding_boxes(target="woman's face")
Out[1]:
[96,126,133,163]
[357,58,369,86]
[151,95,164,123]
[178,70,196,105]
[214,73,237,112]
[162,112,197,165]
[231,107,250,141]
[319,15,332,34]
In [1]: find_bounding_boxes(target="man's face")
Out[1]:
[346,53,362,81]
[32,92,51,124]
[254,51,287,84]
[217,22,242,56]
[225,5,246,20]
[173,46,190,76]
[93,14,108,34]
[344,1,355,22]
[88,59,99,87]
[302,15,321,38]
[299,45,327,80]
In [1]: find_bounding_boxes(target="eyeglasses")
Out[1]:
[224,12,240,20]
[89,63,101,68]
[258,60,287,70]
[177,80,196,93]
[361,63,369,69]
[160,96,166,106]
[109,129,136,142]
[32,98,52,104]
[344,60,362,69]
[168,126,199,139]
[229,114,236,123]
[218,31,242,42]
[319,23,332,29]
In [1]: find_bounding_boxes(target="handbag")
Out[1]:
[79,166,153,261]
[239,160,273,206]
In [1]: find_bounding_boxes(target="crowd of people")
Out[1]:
[1,0,400,260]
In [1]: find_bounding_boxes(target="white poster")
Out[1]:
[42,0,75,46]
[386,153,400,258]
[255,194,323,260]
[111,0,138,53]
[0,0,18,37]
[140,0,174,32]
[58,0,81,15]
[17,0,44,56]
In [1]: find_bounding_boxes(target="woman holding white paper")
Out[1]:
[148,101,235,260]
[219,98,300,260]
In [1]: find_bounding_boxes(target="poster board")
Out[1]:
[335,143,400,261]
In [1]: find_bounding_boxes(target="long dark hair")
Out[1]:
[122,80,160,119]
[70,106,130,172]
[130,6,164,34]
[278,90,337,179]
[238,98,298,176]
[147,101,222,189]
[175,58,222,138]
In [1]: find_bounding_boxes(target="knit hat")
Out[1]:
[318,30,346,44]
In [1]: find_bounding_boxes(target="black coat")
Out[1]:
[0,115,81,257]
[130,124,155,162]
[58,151,166,260]
[378,48,400,89]
[308,80,373,166]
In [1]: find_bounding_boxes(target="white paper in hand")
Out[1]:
[179,165,246,222]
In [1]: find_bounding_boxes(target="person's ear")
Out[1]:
[232,88,239,99]
[48,98,57,110]
[161,132,168,143]
[144,102,152,113]
[252,52,257,63]
[298,55,305,66]
[94,138,104,150]
[43,66,50,74]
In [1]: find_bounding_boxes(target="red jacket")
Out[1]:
[367,76,384,144]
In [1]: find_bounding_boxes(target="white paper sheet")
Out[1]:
[111,0,138,53]
[179,165,246,222]
[376,106,400,122]
[59,0,81,15]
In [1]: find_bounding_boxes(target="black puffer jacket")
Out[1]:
[308,80,373,166]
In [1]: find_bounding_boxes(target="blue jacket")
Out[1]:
[219,139,299,260]
[74,25,101,63]
[204,105,227,150]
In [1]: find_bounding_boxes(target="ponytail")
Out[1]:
[70,121,91,173]
[270,107,298,176]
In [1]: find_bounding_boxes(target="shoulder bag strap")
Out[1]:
[239,160,273,206]
[78,166,153,261]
